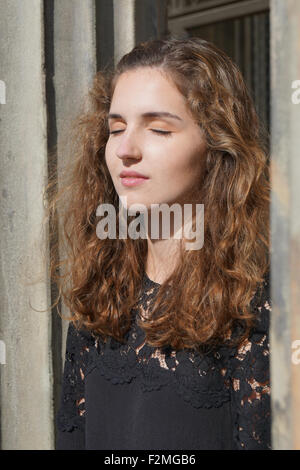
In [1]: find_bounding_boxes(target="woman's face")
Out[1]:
[105,67,206,211]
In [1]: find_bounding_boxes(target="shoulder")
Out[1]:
[67,319,96,342]
[64,320,98,364]
[249,270,271,336]
[223,272,271,366]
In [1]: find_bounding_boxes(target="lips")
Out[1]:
[119,170,149,179]
[120,172,149,187]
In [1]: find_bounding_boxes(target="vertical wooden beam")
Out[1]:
[113,0,136,65]
[52,0,97,448]
[0,0,52,449]
[113,0,168,66]
[270,0,300,450]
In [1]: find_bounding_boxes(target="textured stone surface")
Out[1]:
[270,0,300,451]
[0,0,52,450]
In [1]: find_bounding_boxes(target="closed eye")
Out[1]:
[151,130,172,136]
[109,129,172,137]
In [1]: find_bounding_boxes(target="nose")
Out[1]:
[116,128,142,162]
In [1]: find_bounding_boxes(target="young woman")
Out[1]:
[51,37,271,450]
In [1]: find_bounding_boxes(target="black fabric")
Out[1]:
[56,272,271,450]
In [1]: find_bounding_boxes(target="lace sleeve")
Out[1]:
[229,274,271,450]
[56,321,92,449]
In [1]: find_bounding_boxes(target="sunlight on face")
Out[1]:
[105,67,206,211]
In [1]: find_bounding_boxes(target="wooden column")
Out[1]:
[270,0,300,450]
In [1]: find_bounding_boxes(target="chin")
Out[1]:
[118,195,149,213]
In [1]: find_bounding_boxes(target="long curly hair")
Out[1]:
[45,37,270,353]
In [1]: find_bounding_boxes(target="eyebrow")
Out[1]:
[107,111,183,122]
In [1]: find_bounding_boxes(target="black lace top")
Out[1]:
[56,271,271,450]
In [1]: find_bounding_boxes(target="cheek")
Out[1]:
[161,150,201,180]
[180,141,205,175]
[104,146,115,173]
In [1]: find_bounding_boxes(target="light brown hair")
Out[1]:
[45,37,270,352]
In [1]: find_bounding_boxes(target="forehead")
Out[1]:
[110,67,187,113]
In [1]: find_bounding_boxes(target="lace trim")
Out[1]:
[57,272,271,450]
[230,275,271,450]
[56,324,95,432]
